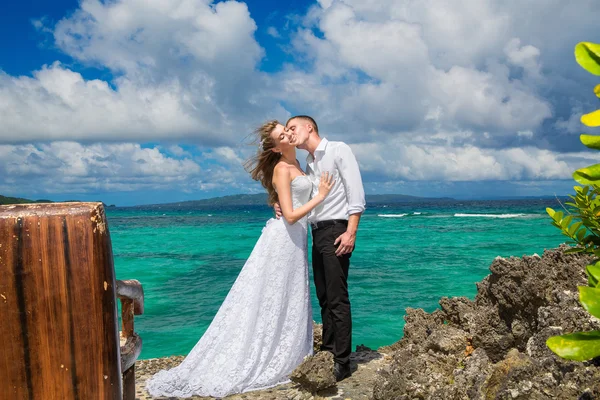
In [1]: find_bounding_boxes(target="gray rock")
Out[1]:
[372,246,600,400]
[290,351,336,393]
[424,325,469,356]
[439,296,476,326]
[470,305,514,363]
[379,307,445,353]
[312,321,323,354]
[356,344,372,352]
[453,348,493,399]
[481,349,535,399]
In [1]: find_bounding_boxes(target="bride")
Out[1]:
[146,120,334,398]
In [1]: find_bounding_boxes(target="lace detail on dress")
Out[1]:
[146,176,313,398]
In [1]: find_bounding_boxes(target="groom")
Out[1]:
[276,115,365,381]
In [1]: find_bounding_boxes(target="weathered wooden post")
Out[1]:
[0,202,143,400]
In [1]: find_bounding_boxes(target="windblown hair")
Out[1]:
[286,115,319,134]
[244,120,282,206]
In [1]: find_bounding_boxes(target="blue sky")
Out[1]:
[1,0,599,205]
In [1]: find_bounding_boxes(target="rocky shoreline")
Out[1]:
[136,246,600,399]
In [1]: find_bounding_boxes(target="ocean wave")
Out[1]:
[453,213,532,218]
[378,214,408,218]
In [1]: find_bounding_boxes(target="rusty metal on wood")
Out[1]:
[120,333,142,372]
[116,279,144,316]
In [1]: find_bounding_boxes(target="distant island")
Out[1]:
[1,193,564,208]
[130,193,456,209]
[0,195,115,207]
[0,195,53,205]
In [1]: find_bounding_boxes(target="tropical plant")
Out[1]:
[545,42,600,361]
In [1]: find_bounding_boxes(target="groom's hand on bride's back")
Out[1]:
[274,202,283,219]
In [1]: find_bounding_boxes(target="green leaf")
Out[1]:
[574,164,600,185]
[589,272,600,288]
[569,221,584,237]
[587,262,600,287]
[577,229,587,242]
[565,247,586,254]
[579,286,600,319]
[561,215,574,230]
[581,110,600,127]
[547,331,600,361]
[575,42,600,76]
[546,207,556,218]
[581,134,600,150]
[587,262,600,283]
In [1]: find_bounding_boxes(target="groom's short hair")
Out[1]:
[287,115,319,134]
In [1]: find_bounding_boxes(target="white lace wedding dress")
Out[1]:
[146,175,313,398]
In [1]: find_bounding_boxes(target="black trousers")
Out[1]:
[311,221,352,366]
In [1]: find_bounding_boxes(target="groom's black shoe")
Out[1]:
[334,362,351,382]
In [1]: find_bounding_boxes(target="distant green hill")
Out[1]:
[133,193,455,208]
[134,194,270,208]
[0,196,83,206]
[0,195,39,205]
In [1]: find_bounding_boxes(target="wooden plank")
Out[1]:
[25,211,75,399]
[0,216,31,399]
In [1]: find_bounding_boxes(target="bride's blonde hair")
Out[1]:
[244,120,281,206]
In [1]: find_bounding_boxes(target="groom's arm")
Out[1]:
[274,202,282,219]
[334,143,366,256]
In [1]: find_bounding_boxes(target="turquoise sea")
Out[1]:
[108,199,567,360]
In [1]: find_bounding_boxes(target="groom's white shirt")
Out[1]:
[306,138,366,224]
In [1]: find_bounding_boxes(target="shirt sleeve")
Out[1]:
[335,143,366,215]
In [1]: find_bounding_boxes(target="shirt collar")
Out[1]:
[306,138,328,163]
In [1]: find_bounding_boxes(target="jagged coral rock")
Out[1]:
[290,350,336,393]
[373,246,600,400]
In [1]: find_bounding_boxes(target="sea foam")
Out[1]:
[454,213,527,218]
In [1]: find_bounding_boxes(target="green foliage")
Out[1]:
[546,186,600,257]
[580,134,600,150]
[546,41,600,362]
[574,164,600,185]
[546,331,600,361]
[575,42,600,76]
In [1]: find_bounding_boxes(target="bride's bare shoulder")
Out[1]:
[273,162,292,176]
[273,163,292,184]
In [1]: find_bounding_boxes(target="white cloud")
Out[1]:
[0,142,202,194]
[267,26,281,38]
[351,139,593,182]
[504,38,542,77]
[0,138,591,198]
[1,0,599,197]
[0,0,284,144]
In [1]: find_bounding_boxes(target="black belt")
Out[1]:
[310,219,348,230]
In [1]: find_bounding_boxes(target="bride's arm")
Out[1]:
[273,167,333,225]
